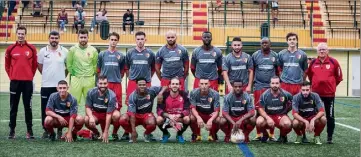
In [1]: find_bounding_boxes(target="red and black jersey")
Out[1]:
[307,56,343,97]
[157,91,190,117]
[5,41,37,81]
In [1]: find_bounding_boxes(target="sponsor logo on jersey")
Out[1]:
[326,64,330,69]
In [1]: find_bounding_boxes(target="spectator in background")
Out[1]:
[32,0,43,16]
[122,9,134,35]
[72,0,85,9]
[74,6,85,33]
[164,0,174,3]
[90,9,107,32]
[100,1,109,9]
[7,0,16,17]
[260,0,267,12]
[271,0,279,21]
[21,1,30,14]
[226,0,235,5]
[57,7,68,32]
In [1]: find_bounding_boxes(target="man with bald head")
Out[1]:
[251,37,279,141]
[155,31,189,90]
[306,43,342,144]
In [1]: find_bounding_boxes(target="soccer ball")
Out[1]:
[230,129,245,143]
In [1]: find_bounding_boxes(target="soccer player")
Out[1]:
[97,32,125,139]
[123,31,155,140]
[44,80,84,142]
[189,78,220,142]
[118,78,167,143]
[219,80,256,143]
[222,37,253,94]
[278,32,308,96]
[292,81,327,145]
[156,77,190,143]
[191,31,223,91]
[84,76,121,143]
[256,76,293,143]
[155,30,189,90]
[252,37,279,141]
[306,43,343,144]
[5,26,37,139]
[38,31,69,139]
[67,29,98,113]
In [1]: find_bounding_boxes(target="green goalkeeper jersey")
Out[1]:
[67,44,98,77]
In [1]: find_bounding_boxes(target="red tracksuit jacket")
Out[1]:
[5,41,37,81]
[307,56,343,97]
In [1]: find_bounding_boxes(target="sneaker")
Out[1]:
[121,133,130,141]
[302,135,310,143]
[149,134,157,141]
[260,133,269,143]
[129,139,133,143]
[327,137,333,144]
[161,134,170,143]
[314,136,322,145]
[112,134,119,141]
[294,136,302,144]
[49,133,56,141]
[176,135,185,144]
[144,134,152,143]
[57,129,63,140]
[72,132,78,141]
[191,134,202,142]
[26,130,35,139]
[42,131,49,139]
[207,135,214,142]
[269,136,277,142]
[8,130,15,139]
[252,134,262,141]
[277,136,288,143]
[91,133,100,140]
[208,134,218,142]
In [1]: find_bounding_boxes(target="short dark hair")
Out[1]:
[98,75,107,81]
[135,31,146,37]
[271,76,280,80]
[302,81,311,87]
[231,80,243,85]
[109,32,120,40]
[58,80,68,86]
[16,26,27,34]
[202,31,212,36]
[232,37,242,42]
[49,30,60,38]
[286,32,298,41]
[136,77,147,83]
[78,29,88,35]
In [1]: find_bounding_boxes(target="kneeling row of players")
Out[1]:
[45,76,326,144]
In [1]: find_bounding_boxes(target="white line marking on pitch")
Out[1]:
[0,119,41,122]
[335,122,360,132]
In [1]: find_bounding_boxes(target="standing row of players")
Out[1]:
[5,26,342,144]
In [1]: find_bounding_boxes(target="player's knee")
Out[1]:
[84,116,90,124]
[146,117,156,126]
[292,119,300,128]
[112,111,121,121]
[44,116,54,125]
[282,119,292,129]
[75,115,85,125]
[219,117,227,126]
[249,117,256,125]
[190,115,196,122]
[256,116,265,126]
[320,116,327,124]
[183,116,190,124]
[156,116,164,125]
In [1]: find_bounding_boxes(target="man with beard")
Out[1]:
[118,78,167,143]
[306,43,342,144]
[84,76,121,143]
[97,32,125,140]
[256,76,293,143]
[155,31,189,90]
[222,37,253,94]
[67,29,98,115]
[5,26,37,139]
[123,31,155,140]
[292,81,327,145]
[44,80,84,142]
[219,80,256,143]
[251,37,279,141]
[189,78,220,142]
[191,31,223,91]
[38,31,69,139]
[156,77,190,143]
[278,32,308,96]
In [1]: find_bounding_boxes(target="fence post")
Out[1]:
[180,0,183,44]
[50,0,53,30]
[353,0,356,27]
[137,0,140,22]
[310,1,314,47]
[6,0,9,41]
[267,1,270,37]
[223,0,226,26]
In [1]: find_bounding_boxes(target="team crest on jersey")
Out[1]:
[87,52,90,57]
[310,100,314,104]
[211,51,216,57]
[242,99,247,105]
[178,49,182,54]
[104,98,108,104]
[178,97,183,102]
[326,64,330,69]
[25,51,30,56]
[208,97,213,103]
[243,58,248,63]
[117,55,121,60]
[297,54,301,59]
[66,102,71,108]
[146,94,151,100]
[145,53,150,58]
[271,57,275,62]
[280,97,285,102]
[58,52,62,57]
